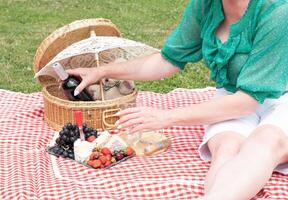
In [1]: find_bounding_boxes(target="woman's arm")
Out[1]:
[100,53,179,81]
[117,90,259,133]
[169,90,259,126]
[67,53,179,94]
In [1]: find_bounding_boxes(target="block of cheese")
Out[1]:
[104,134,128,152]
[74,139,95,163]
[92,131,111,148]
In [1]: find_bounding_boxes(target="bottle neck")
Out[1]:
[52,63,69,80]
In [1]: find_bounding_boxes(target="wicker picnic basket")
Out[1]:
[33,18,137,131]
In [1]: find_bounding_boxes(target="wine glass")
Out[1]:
[118,102,142,145]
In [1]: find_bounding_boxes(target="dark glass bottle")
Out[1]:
[52,63,93,101]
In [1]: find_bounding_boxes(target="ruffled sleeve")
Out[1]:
[160,0,204,70]
[236,4,288,104]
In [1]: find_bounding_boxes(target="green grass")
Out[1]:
[0,0,214,93]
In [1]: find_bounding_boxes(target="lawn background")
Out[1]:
[0,0,214,93]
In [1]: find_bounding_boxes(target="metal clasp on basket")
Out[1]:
[102,108,120,129]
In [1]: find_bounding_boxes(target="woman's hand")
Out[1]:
[116,107,172,133]
[66,67,103,95]
[114,90,259,134]
[65,53,179,96]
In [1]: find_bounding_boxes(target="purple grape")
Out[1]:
[69,131,76,137]
[66,123,73,130]
[62,151,68,158]
[59,130,65,137]
[59,139,65,146]
[72,125,77,130]
[70,137,77,143]
[55,138,61,145]
[61,135,68,142]
[51,146,59,154]
[63,128,69,135]
[115,153,124,161]
[68,153,74,159]
[92,130,98,137]
[82,123,87,128]
[58,148,64,155]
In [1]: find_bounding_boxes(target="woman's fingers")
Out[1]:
[117,111,140,124]
[116,107,168,133]
[130,123,153,134]
[116,107,141,116]
[118,117,144,129]
[66,68,83,76]
[74,79,89,95]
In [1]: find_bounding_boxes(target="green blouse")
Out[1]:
[161,0,288,104]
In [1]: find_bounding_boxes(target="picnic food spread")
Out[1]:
[47,107,171,169]
[47,122,136,169]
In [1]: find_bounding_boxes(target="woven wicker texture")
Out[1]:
[33,18,137,130]
[34,18,121,86]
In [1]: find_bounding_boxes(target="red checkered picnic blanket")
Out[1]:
[0,88,287,200]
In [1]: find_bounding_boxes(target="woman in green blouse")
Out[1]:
[69,0,288,199]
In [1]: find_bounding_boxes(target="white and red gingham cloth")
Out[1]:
[0,88,288,200]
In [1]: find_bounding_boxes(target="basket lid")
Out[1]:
[33,18,121,87]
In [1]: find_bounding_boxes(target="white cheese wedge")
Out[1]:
[74,139,94,163]
[104,134,128,152]
[92,131,111,148]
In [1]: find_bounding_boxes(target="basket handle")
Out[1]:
[102,108,120,129]
[91,30,105,102]
[90,30,117,130]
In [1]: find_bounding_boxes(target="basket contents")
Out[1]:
[51,61,136,102]
[52,62,136,102]
[87,78,135,101]
[52,62,93,101]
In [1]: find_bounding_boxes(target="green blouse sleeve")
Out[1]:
[161,0,203,70]
[236,4,288,104]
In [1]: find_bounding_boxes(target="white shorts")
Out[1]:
[198,88,288,174]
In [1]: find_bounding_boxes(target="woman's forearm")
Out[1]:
[167,91,259,126]
[98,53,180,81]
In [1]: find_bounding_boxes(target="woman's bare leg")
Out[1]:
[204,125,288,200]
[204,132,245,193]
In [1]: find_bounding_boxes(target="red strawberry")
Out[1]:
[89,151,99,160]
[87,135,96,142]
[104,160,112,167]
[87,160,94,167]
[92,160,101,168]
[105,154,112,161]
[126,147,134,156]
[101,147,111,156]
[99,155,107,164]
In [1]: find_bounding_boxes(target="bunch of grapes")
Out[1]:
[82,123,98,140]
[48,123,98,159]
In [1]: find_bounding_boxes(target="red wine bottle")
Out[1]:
[52,63,93,101]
